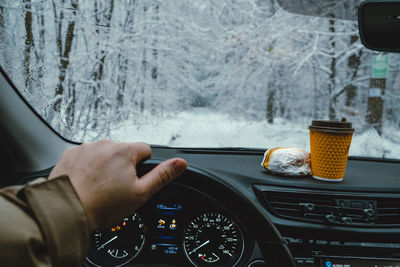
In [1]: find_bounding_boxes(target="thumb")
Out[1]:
[137,158,187,197]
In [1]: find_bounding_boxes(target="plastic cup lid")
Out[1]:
[309,118,354,133]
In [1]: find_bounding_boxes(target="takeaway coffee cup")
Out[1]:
[309,118,354,182]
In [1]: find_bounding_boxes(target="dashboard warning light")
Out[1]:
[116,226,121,230]
[122,221,126,226]
[172,219,177,224]
[170,223,177,230]
[158,219,166,226]
[111,228,116,232]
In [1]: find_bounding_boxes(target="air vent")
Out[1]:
[377,199,400,224]
[254,185,400,227]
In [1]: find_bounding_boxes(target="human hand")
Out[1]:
[48,140,187,230]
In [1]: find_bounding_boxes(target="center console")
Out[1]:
[284,236,400,267]
[252,183,400,267]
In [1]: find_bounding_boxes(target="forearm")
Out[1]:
[0,176,90,267]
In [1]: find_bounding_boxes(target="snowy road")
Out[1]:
[105,110,400,159]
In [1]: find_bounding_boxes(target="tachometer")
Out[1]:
[86,212,145,267]
[183,213,244,267]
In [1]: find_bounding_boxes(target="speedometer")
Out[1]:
[183,213,244,267]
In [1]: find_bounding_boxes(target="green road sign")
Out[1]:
[371,54,389,79]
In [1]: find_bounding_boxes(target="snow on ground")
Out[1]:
[109,109,400,159]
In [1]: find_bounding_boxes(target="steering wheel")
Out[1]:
[137,160,296,267]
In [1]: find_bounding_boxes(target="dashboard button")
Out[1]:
[329,241,341,246]
[363,208,375,217]
[325,214,336,223]
[316,240,328,245]
[341,217,352,225]
[295,257,315,267]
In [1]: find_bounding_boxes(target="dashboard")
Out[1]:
[12,151,400,267]
[77,150,399,267]
[76,153,400,267]
[15,153,400,267]
[84,183,255,267]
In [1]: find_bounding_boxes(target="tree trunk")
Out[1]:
[345,35,363,107]
[0,7,11,69]
[328,16,336,120]
[150,2,159,115]
[90,0,114,129]
[116,0,136,108]
[23,0,34,94]
[34,0,46,81]
[66,80,76,128]
[48,0,78,131]
[267,90,275,123]
[140,3,148,114]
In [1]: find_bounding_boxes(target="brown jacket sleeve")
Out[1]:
[0,176,90,267]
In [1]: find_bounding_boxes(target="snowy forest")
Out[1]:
[0,0,399,159]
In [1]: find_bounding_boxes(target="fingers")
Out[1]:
[126,142,152,165]
[137,158,187,198]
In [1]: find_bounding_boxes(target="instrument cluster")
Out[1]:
[85,184,251,267]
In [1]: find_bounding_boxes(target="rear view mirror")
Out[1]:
[359,0,400,52]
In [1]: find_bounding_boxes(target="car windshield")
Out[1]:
[0,0,399,159]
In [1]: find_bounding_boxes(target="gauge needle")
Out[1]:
[189,240,210,255]
[97,236,118,250]
[212,253,220,260]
